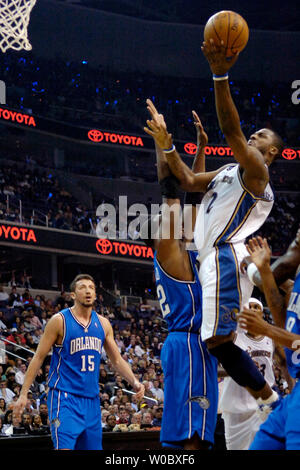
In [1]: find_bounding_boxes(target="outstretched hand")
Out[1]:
[13,394,27,420]
[238,306,269,337]
[133,380,145,401]
[192,110,208,149]
[144,99,173,150]
[246,236,272,272]
[201,39,239,75]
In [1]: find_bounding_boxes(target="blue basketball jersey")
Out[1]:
[48,308,105,397]
[285,271,300,379]
[154,250,202,333]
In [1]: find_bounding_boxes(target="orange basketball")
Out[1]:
[204,11,249,57]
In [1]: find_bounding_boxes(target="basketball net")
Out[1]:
[0,0,37,53]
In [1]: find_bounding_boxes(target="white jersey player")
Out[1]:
[194,163,274,341]
[219,298,275,450]
[144,39,284,407]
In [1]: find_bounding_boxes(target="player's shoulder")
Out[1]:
[96,314,111,335]
[215,163,237,176]
[44,311,64,333]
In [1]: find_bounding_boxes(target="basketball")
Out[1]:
[204,10,249,57]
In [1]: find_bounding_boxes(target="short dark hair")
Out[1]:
[271,130,285,159]
[70,274,95,293]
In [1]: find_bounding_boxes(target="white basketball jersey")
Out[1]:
[194,164,274,255]
[219,330,275,414]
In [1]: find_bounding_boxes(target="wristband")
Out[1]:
[212,73,229,81]
[163,144,176,154]
[247,262,259,285]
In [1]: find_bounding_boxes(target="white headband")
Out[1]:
[246,297,264,311]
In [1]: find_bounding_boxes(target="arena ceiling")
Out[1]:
[66,0,300,31]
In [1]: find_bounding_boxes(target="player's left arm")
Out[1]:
[239,308,300,351]
[246,236,287,328]
[273,346,296,392]
[144,98,223,192]
[101,317,145,400]
[191,110,208,174]
[183,111,208,237]
[202,39,269,196]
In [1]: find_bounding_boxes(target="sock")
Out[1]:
[257,390,279,406]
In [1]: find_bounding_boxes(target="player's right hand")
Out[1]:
[246,236,271,271]
[201,39,239,75]
[192,110,208,149]
[132,380,145,401]
[13,394,27,419]
[144,99,173,150]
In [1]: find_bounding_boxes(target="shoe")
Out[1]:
[256,391,282,422]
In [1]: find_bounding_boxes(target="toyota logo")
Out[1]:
[184,142,197,155]
[96,239,113,255]
[282,148,297,160]
[88,129,104,143]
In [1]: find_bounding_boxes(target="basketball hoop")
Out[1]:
[0,0,37,53]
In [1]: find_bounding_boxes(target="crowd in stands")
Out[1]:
[0,284,294,440]
[0,287,167,436]
[0,284,293,438]
[1,51,299,147]
[0,160,299,257]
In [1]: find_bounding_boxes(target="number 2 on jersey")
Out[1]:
[206,192,218,213]
[156,284,170,318]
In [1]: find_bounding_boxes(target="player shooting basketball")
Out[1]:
[144,39,285,411]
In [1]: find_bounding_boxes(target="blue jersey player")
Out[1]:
[143,101,218,450]
[239,230,300,449]
[14,274,144,450]
[144,95,282,409]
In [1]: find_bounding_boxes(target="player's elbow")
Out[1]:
[180,173,198,192]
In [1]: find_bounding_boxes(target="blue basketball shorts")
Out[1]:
[250,380,300,450]
[48,388,102,450]
[198,242,253,341]
[160,332,218,447]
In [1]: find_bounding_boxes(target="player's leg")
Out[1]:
[183,432,211,450]
[222,410,263,450]
[285,381,300,450]
[249,397,287,450]
[160,332,218,450]
[75,395,102,450]
[47,389,84,450]
[200,245,276,402]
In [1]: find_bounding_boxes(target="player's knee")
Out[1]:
[184,432,210,450]
[208,340,266,391]
[205,331,235,349]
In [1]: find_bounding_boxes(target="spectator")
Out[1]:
[0,378,15,404]
[38,403,49,425]
[0,397,6,418]
[101,410,110,428]
[102,414,117,432]
[30,414,50,435]
[150,379,164,402]
[6,370,17,391]
[0,287,9,308]
[15,363,27,385]
[1,409,13,434]
[116,408,130,425]
[141,411,153,429]
[152,407,163,427]
[21,412,32,434]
